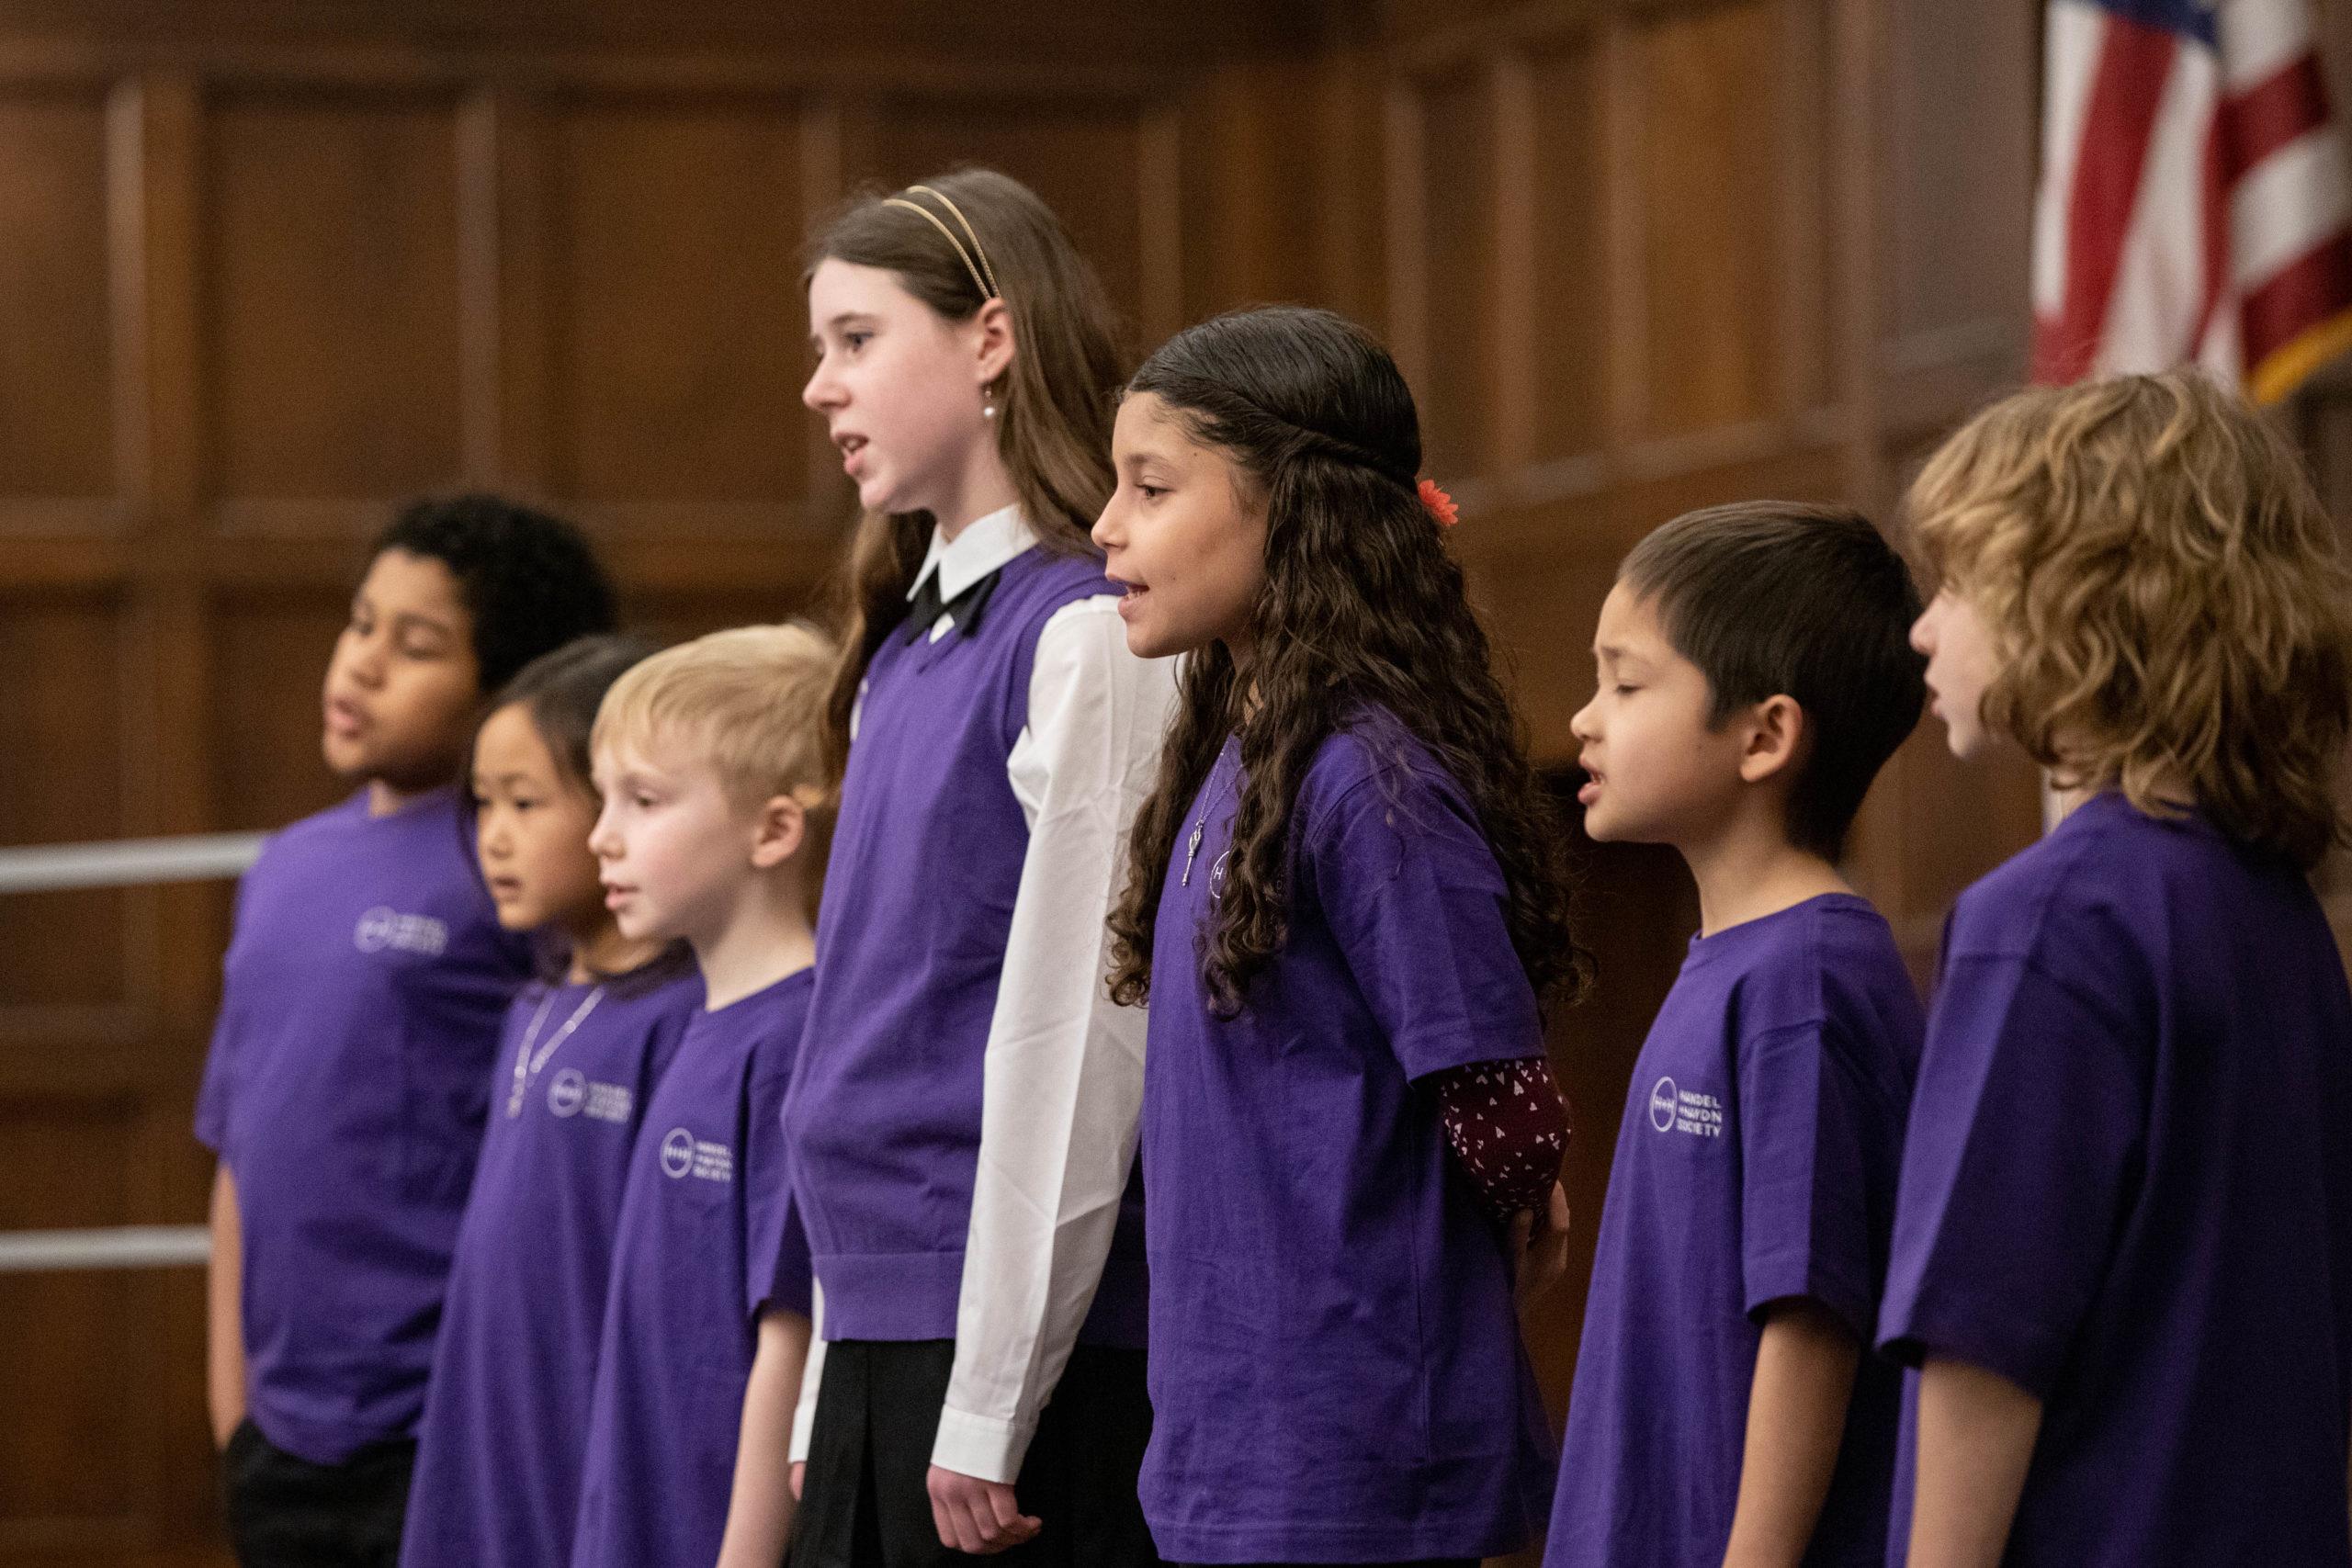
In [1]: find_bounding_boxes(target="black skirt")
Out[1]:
[787,1338,1163,1568]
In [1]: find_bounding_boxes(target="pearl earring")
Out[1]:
[982,389,997,420]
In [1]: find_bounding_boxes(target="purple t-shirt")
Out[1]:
[571,966,815,1568]
[1139,720,1555,1564]
[194,787,533,1464]
[398,964,700,1568]
[1877,793,2352,1567]
[1546,895,1923,1568]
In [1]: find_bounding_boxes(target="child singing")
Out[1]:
[399,635,699,1568]
[784,171,1178,1566]
[198,496,616,1566]
[1884,370,2352,1568]
[1095,304,1581,1568]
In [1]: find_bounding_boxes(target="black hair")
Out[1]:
[467,632,693,995]
[1106,305,1588,1017]
[1619,502,1927,860]
[369,494,617,694]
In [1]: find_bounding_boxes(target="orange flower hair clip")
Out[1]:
[1418,478,1460,529]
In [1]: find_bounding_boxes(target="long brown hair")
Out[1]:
[1104,307,1589,1016]
[804,169,1125,775]
[1910,369,2352,867]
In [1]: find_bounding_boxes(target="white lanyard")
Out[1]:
[505,985,605,1118]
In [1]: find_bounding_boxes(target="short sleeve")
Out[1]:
[193,1000,243,1155]
[1876,953,2147,1399]
[193,874,255,1155]
[1739,1020,1887,1338]
[1306,760,1544,1081]
[744,1061,813,1323]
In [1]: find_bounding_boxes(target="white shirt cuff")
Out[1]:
[930,1403,1037,1485]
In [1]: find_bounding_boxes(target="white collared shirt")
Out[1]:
[793,503,1180,1483]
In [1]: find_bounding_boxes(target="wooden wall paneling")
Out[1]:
[1403,64,1491,484]
[866,97,1152,360]
[1172,60,1323,326]
[211,592,349,833]
[206,85,468,518]
[0,84,111,504]
[1843,0,2041,965]
[117,72,232,1552]
[1633,0,1790,441]
[0,596,128,1007]
[0,1097,145,1555]
[1525,32,1605,477]
[1869,0,2034,447]
[546,91,810,522]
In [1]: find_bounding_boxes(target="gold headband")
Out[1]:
[882,184,1001,303]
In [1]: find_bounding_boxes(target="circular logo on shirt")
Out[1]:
[548,1068,586,1118]
[660,1127,695,1179]
[1649,1076,1679,1134]
[353,907,397,953]
[1207,849,1230,900]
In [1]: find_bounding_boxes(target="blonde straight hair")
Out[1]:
[593,623,840,905]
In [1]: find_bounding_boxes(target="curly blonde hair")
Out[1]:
[1909,369,2352,866]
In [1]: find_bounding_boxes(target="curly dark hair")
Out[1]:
[369,494,617,693]
[1105,306,1589,1017]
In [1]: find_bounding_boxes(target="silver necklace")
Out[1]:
[505,985,605,1118]
[1182,748,1237,886]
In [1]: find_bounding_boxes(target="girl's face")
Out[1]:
[1568,582,1754,844]
[472,703,605,936]
[589,737,777,950]
[802,257,1010,519]
[322,548,481,791]
[1093,392,1269,663]
[1911,585,2001,758]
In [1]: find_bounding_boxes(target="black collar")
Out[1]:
[902,567,1002,645]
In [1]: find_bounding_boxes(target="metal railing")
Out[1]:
[0,831,264,1273]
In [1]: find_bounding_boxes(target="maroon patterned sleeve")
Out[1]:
[1427,1055,1570,1220]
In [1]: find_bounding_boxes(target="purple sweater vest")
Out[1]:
[784,546,1148,1345]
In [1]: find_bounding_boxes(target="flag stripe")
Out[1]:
[2217,0,2314,92]
[2243,228,2352,366]
[2035,2,2111,318]
[2222,52,2332,179]
[2232,126,2352,289]
[2038,16,2183,382]
[2099,43,2222,376]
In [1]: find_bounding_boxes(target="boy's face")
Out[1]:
[1911,586,2000,758]
[1092,392,1269,663]
[1569,582,1756,845]
[322,549,481,791]
[589,734,788,951]
[472,702,604,935]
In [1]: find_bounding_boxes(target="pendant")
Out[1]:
[1182,822,1204,886]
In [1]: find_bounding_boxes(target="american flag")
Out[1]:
[2034,0,2352,403]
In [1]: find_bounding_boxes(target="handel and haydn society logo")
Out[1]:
[1648,1076,1725,1138]
[353,907,448,956]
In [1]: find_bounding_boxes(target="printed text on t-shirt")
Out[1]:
[1647,1075,1725,1138]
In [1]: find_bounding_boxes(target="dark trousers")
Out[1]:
[788,1339,1162,1568]
[222,1418,414,1568]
